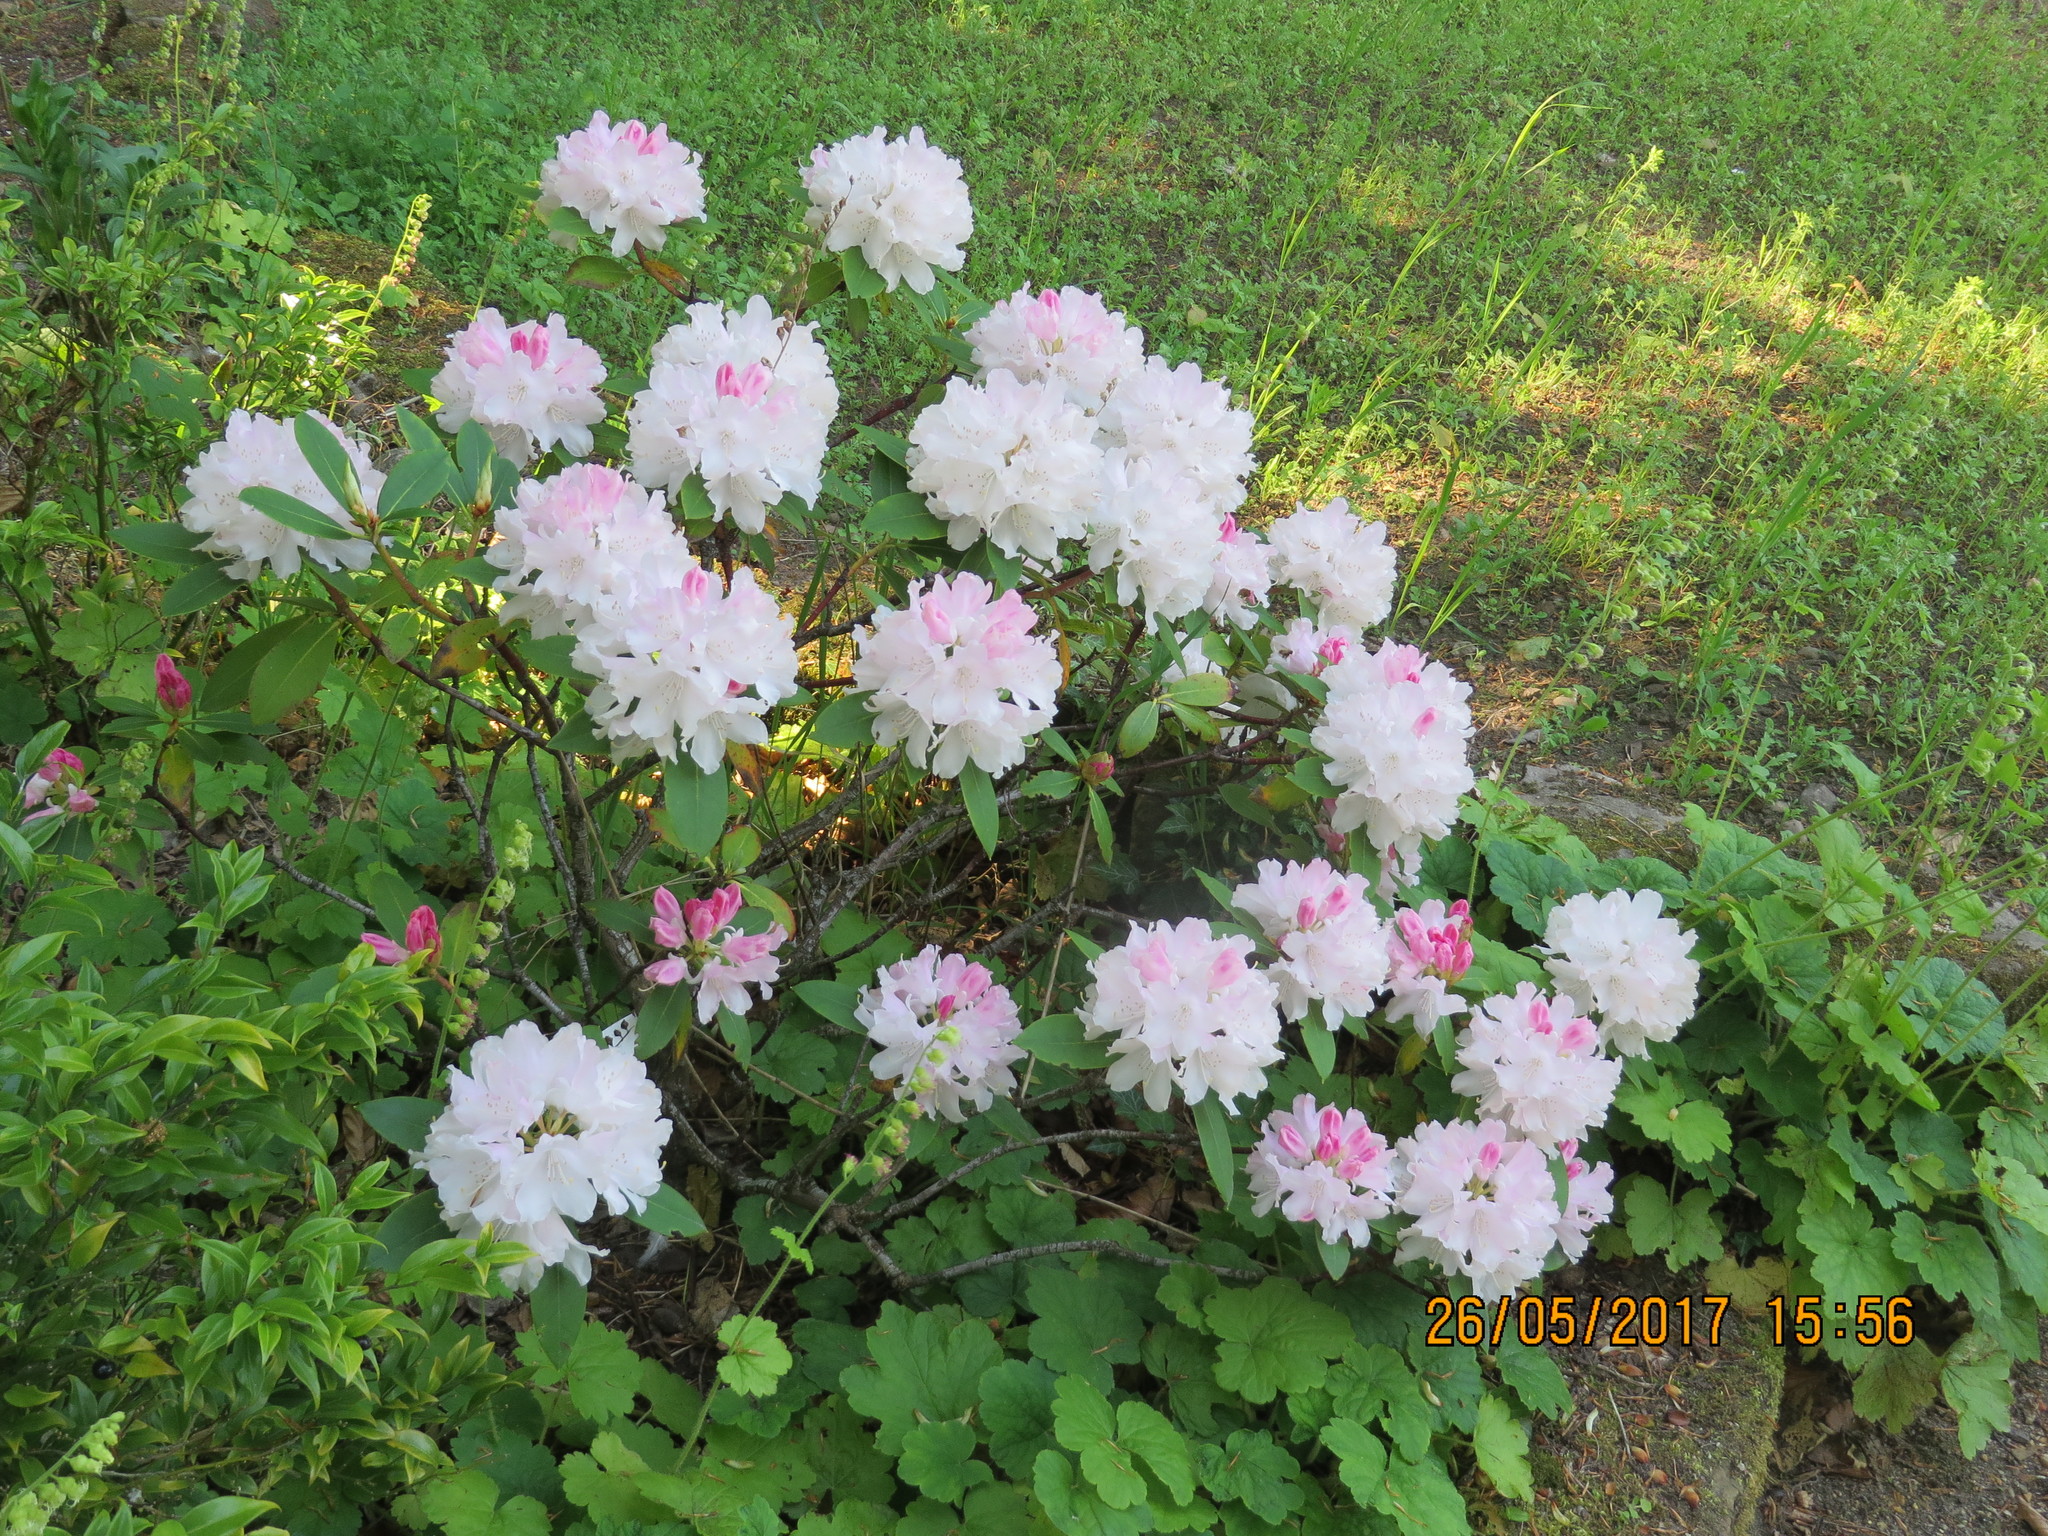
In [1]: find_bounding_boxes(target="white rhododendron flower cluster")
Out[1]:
[627,296,839,532]
[803,126,972,294]
[1247,1096,1398,1246]
[1232,858,1391,1024]
[1088,452,1225,620]
[421,1020,670,1290]
[1394,1120,1561,1301]
[1079,918,1284,1111]
[1265,497,1398,632]
[907,371,1104,560]
[538,110,706,258]
[485,464,799,769]
[431,309,608,465]
[180,410,376,578]
[1311,640,1476,890]
[1449,982,1622,1144]
[853,572,1061,778]
[1542,888,1703,1056]
[965,285,1145,412]
[857,946,1026,1121]
[1383,898,1475,1033]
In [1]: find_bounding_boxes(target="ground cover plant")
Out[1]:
[0,2,2046,1534]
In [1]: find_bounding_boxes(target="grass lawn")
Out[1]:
[240,0,2048,826]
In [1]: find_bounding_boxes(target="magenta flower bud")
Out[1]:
[651,886,686,951]
[362,933,409,965]
[38,748,83,783]
[64,786,96,816]
[155,654,192,714]
[1080,752,1115,786]
[404,905,441,959]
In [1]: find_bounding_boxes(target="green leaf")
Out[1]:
[1943,1330,2013,1457]
[1614,1072,1732,1165]
[862,492,947,541]
[114,522,211,565]
[1192,1095,1236,1206]
[842,246,887,300]
[1320,1417,1388,1508]
[161,560,242,616]
[1205,1277,1350,1403]
[241,484,356,541]
[898,1419,991,1504]
[631,1184,710,1238]
[1116,700,1160,757]
[978,1358,1059,1479]
[1853,1339,1942,1432]
[1053,1376,1146,1509]
[1620,1178,1723,1269]
[1303,1019,1337,1081]
[1381,1451,1470,1535]
[1194,1430,1304,1526]
[1033,1449,1148,1536]
[632,980,691,1059]
[1493,1336,1573,1420]
[565,252,639,289]
[1800,1200,1912,1303]
[840,1302,1002,1454]
[294,412,367,513]
[719,1315,794,1397]
[368,1190,448,1272]
[0,820,35,888]
[1115,1400,1193,1507]
[667,758,731,855]
[1013,1012,1109,1068]
[1026,1269,1141,1395]
[379,447,455,516]
[358,1096,437,1153]
[1471,1395,1532,1500]
[250,619,339,724]
[179,1497,280,1536]
[1157,1265,1218,1331]
[1890,1212,1999,1315]
[531,1267,588,1366]
[811,692,876,748]
[960,761,998,857]
[794,979,860,1027]
[1161,671,1230,709]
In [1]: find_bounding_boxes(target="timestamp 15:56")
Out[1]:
[1764,1295,1915,1347]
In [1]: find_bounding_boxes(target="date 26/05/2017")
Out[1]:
[1424,1293,1918,1350]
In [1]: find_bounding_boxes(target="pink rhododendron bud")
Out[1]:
[684,884,744,944]
[1450,982,1621,1145]
[1079,917,1283,1111]
[1540,888,1702,1056]
[155,654,192,713]
[853,572,1061,780]
[1269,617,1359,678]
[405,905,442,960]
[1392,1118,1560,1301]
[651,887,686,951]
[1384,897,1474,1035]
[645,883,787,1024]
[421,1019,670,1290]
[38,748,82,781]
[1248,1093,1398,1248]
[857,945,1025,1121]
[1231,858,1390,1025]
[1080,752,1116,786]
[362,933,410,966]
[538,110,706,259]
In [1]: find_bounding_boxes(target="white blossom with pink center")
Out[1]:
[856,946,1027,1121]
[1541,888,1702,1057]
[646,884,789,1025]
[965,285,1145,412]
[1096,353,1254,523]
[1383,898,1475,1034]
[1309,640,1474,889]
[1204,514,1273,628]
[487,464,689,643]
[430,309,608,464]
[852,571,1061,779]
[802,126,972,294]
[1247,1095,1399,1247]
[907,370,1104,560]
[179,410,377,579]
[421,1020,670,1290]
[1552,1138,1616,1261]
[1231,858,1391,1025]
[1265,497,1397,632]
[1268,616,1358,677]
[538,110,707,258]
[1392,1119,1560,1301]
[1449,982,1621,1145]
[1078,917,1284,1112]
[627,296,839,532]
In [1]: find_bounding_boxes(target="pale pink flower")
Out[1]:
[857,946,1026,1121]
[1384,898,1475,1034]
[21,747,97,824]
[965,285,1144,412]
[1231,858,1390,1025]
[1541,889,1701,1056]
[1450,983,1620,1145]
[179,410,377,579]
[538,110,707,257]
[1393,1119,1560,1301]
[1204,513,1273,629]
[1553,1139,1615,1261]
[1247,1094,1398,1247]
[1269,616,1357,677]
[1078,917,1284,1111]
[646,884,787,1024]
[431,309,608,464]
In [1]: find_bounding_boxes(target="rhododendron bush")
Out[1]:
[13,102,2048,1536]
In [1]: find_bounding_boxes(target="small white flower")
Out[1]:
[1079,917,1284,1111]
[1553,1138,1615,1261]
[1541,889,1701,1056]
[179,410,377,580]
[802,126,972,294]
[1204,514,1273,628]
[1265,497,1397,632]
[858,946,1026,1121]
[1095,353,1254,522]
[907,370,1104,560]
[538,110,707,258]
